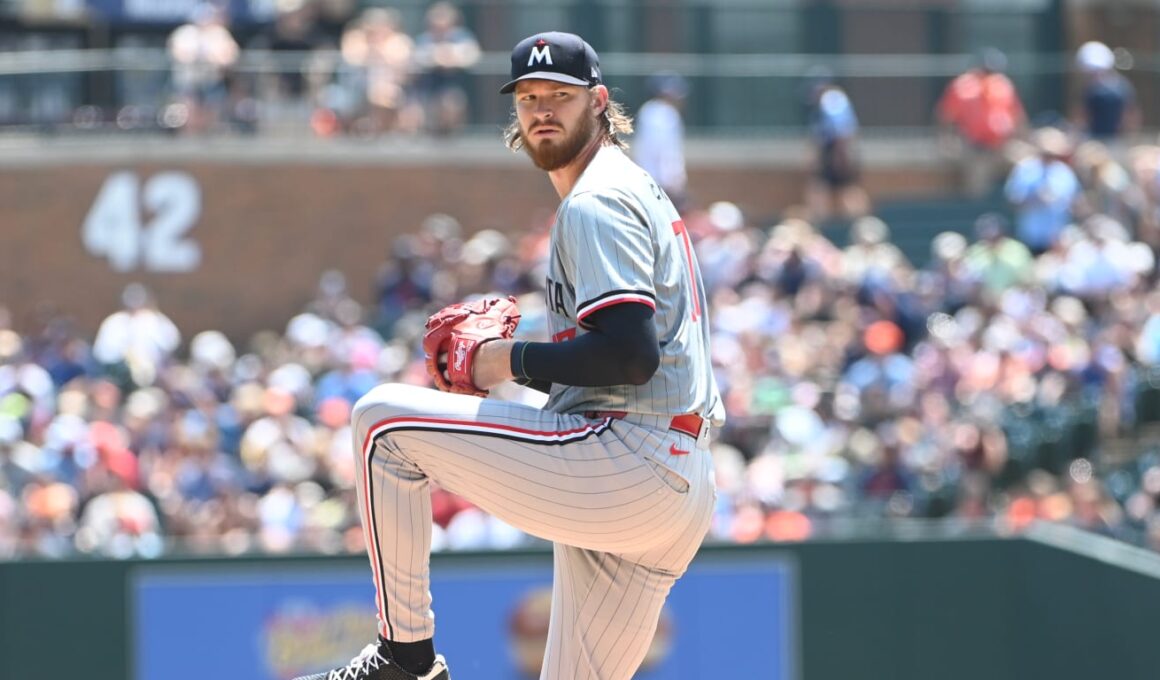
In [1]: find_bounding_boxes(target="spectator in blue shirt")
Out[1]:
[804,68,870,222]
[1075,41,1139,142]
[1004,127,1080,254]
[411,2,480,135]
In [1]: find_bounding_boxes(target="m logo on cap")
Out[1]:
[528,44,553,66]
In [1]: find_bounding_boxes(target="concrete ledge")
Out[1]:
[0,132,945,169]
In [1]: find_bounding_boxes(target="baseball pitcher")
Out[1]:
[296,30,723,680]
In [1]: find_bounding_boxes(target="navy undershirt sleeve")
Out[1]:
[512,302,660,388]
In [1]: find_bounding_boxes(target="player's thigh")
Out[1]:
[353,384,688,550]
[352,383,620,479]
[352,383,562,438]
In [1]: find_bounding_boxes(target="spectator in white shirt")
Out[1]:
[167,2,239,134]
[93,284,180,387]
[634,71,690,210]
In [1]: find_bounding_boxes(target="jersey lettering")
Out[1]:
[671,220,702,322]
[545,276,568,315]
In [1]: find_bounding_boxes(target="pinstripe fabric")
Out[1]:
[543,146,725,425]
[351,383,715,677]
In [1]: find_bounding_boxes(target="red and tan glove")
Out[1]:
[422,295,521,396]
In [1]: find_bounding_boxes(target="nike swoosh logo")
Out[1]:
[669,443,689,456]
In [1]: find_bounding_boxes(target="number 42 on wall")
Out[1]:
[82,171,202,272]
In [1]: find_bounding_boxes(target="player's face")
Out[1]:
[514,80,601,171]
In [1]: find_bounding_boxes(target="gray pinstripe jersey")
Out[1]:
[543,145,724,425]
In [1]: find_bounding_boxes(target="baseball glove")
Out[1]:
[423,295,521,396]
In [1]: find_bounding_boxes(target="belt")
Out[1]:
[584,411,708,440]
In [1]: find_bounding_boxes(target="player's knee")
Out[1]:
[352,382,422,426]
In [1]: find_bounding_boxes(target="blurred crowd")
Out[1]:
[792,39,1144,224]
[5,31,1160,559]
[2,0,1153,160]
[48,0,483,137]
[6,112,1160,558]
[700,70,1160,549]
[161,0,481,137]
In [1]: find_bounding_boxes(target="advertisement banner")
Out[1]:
[132,551,797,680]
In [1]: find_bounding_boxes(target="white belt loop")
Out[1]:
[697,420,712,448]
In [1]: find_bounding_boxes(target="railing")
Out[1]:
[9,0,1160,136]
[3,46,1146,137]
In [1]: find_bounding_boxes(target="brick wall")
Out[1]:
[0,155,955,343]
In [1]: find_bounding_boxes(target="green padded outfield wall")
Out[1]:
[1,525,1157,680]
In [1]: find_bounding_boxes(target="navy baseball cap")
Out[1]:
[499,32,602,94]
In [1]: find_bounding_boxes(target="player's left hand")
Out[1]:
[423,296,521,396]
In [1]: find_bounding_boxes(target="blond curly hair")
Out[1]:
[503,90,633,152]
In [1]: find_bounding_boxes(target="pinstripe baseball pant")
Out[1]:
[351,382,716,680]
